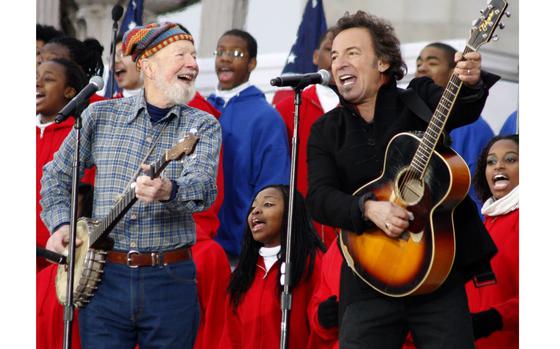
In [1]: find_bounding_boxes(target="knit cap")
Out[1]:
[122,22,194,70]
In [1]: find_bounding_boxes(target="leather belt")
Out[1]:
[107,247,192,268]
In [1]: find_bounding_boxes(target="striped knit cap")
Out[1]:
[121,22,194,70]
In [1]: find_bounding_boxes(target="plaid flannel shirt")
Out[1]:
[40,92,221,251]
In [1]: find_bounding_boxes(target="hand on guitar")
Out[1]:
[363,200,414,239]
[454,51,482,87]
[45,224,83,260]
[134,164,174,203]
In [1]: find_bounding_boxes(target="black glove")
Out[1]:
[318,295,338,329]
[471,308,503,340]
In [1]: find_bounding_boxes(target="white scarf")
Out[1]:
[36,114,55,138]
[315,84,339,113]
[259,245,280,272]
[213,81,252,106]
[122,87,142,98]
[481,185,519,217]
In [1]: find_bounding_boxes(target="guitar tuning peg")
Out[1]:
[479,9,484,14]
[492,35,499,41]
[482,33,488,39]
[499,22,506,29]
[505,11,511,17]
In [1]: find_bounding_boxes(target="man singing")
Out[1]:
[41,22,221,348]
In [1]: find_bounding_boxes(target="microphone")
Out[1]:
[55,76,104,124]
[270,69,331,89]
[36,246,67,265]
[111,4,124,22]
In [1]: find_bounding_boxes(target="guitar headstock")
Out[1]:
[468,0,509,50]
[165,132,199,161]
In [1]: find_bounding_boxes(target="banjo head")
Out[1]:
[55,218,92,306]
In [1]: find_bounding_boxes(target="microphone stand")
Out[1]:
[279,82,306,349]
[62,101,87,349]
[107,14,120,97]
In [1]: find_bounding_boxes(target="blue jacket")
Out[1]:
[450,117,495,214]
[209,86,290,256]
[499,111,518,136]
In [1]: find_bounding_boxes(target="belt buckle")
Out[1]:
[127,250,140,268]
[151,252,161,266]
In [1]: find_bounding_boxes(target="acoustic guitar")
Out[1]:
[55,132,199,307]
[339,0,509,297]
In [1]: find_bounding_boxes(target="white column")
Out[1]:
[37,0,60,28]
[198,0,248,56]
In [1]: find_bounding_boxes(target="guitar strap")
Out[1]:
[399,88,433,124]
[399,88,452,146]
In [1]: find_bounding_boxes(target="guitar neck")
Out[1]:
[410,46,475,179]
[89,155,170,246]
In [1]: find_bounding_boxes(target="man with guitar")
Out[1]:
[307,10,500,349]
[40,22,221,348]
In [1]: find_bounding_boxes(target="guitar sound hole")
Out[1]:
[396,170,424,205]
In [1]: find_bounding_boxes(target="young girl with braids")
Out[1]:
[36,58,96,272]
[38,36,106,103]
[466,135,519,348]
[220,185,326,349]
[36,58,92,349]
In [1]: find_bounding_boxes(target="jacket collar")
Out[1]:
[126,90,181,124]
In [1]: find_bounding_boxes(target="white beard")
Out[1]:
[154,74,196,105]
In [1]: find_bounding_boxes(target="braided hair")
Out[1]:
[48,36,104,79]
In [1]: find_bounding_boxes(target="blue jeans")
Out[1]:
[78,259,199,349]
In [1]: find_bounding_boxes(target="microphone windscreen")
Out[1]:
[112,5,124,21]
[318,69,331,86]
[90,76,105,91]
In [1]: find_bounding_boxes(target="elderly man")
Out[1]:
[41,22,221,348]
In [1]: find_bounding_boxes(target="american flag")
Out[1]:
[281,0,327,75]
[272,0,327,105]
[104,0,144,98]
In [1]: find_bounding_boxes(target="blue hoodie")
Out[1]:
[209,85,290,256]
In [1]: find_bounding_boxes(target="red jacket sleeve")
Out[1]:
[308,240,342,345]
[192,240,231,349]
[274,96,296,141]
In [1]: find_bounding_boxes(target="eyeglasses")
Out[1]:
[213,49,245,59]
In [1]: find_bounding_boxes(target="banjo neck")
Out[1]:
[88,132,199,249]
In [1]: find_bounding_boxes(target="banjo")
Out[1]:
[55,132,199,307]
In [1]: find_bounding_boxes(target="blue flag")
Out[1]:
[105,0,144,98]
[281,0,327,74]
[119,0,144,36]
